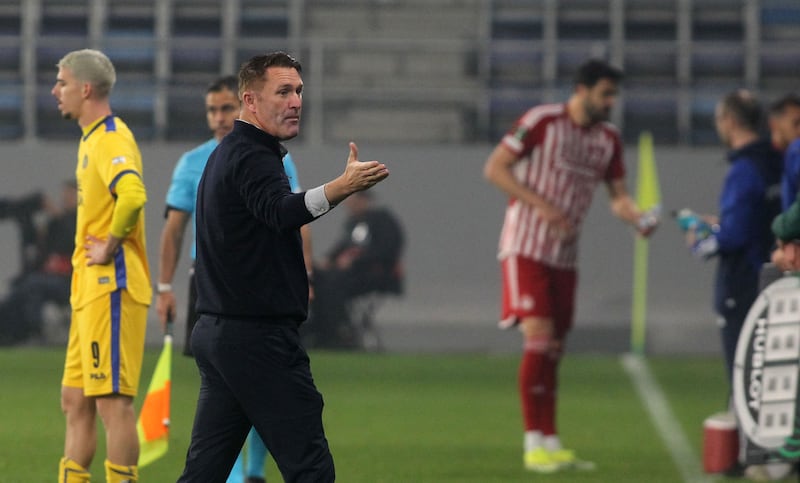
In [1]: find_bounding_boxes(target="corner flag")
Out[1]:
[136,324,173,467]
[631,131,661,355]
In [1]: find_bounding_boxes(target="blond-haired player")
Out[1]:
[52,49,151,483]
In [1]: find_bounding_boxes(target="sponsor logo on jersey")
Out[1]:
[520,295,535,311]
[98,276,110,285]
[90,372,107,380]
[513,125,528,142]
[111,156,126,165]
[82,154,88,169]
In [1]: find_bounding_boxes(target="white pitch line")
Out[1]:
[621,353,714,483]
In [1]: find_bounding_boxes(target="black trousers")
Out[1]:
[183,269,198,356]
[177,315,335,483]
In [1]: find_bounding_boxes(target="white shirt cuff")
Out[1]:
[304,185,332,217]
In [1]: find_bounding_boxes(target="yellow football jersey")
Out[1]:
[72,115,152,309]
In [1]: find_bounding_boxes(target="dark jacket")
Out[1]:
[329,206,405,294]
[714,138,782,317]
[194,121,315,323]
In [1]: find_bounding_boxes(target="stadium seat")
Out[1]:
[623,87,680,144]
[111,82,156,141]
[0,82,22,139]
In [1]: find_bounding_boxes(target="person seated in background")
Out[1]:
[0,189,48,282]
[304,190,404,349]
[0,180,77,345]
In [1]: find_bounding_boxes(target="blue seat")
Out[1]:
[171,46,221,76]
[165,80,211,141]
[110,82,156,140]
[490,42,544,88]
[105,32,155,73]
[761,6,800,26]
[0,82,22,139]
[692,46,744,78]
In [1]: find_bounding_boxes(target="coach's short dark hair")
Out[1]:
[720,89,763,133]
[238,51,302,98]
[574,59,623,88]
[207,75,238,96]
[769,93,800,117]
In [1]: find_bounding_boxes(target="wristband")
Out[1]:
[157,282,173,293]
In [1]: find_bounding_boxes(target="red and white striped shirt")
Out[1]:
[498,103,624,269]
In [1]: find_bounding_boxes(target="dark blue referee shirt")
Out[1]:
[194,120,315,323]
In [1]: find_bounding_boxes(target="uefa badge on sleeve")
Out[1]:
[732,275,800,479]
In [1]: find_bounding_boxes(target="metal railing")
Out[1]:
[5,0,800,145]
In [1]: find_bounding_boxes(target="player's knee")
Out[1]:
[520,317,556,354]
[549,338,564,359]
[519,316,553,338]
[61,386,95,422]
[95,394,136,426]
[61,386,83,413]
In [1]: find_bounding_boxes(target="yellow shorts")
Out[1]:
[62,289,148,397]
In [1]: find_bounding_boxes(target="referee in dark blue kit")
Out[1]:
[177,51,389,483]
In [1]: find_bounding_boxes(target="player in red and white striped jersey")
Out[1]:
[484,59,658,473]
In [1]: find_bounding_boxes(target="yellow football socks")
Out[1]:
[105,459,138,483]
[58,457,91,483]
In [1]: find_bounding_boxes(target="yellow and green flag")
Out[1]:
[631,131,661,355]
[136,330,172,467]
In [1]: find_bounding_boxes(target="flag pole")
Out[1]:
[631,131,660,355]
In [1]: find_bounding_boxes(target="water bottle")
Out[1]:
[638,204,661,232]
[673,208,713,240]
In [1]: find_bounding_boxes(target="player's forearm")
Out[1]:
[158,228,184,285]
[610,195,643,226]
[157,210,190,288]
[487,164,555,213]
[774,199,800,242]
[484,147,550,210]
[109,174,147,239]
[103,233,124,259]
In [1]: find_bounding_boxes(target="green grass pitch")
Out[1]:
[0,347,783,482]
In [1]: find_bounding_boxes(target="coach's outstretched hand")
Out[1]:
[324,142,389,206]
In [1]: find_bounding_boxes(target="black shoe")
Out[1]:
[245,478,266,483]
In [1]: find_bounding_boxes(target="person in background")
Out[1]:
[0,180,77,345]
[483,58,657,473]
[177,51,388,483]
[685,89,782,388]
[156,76,241,356]
[305,190,404,349]
[768,162,800,468]
[767,94,800,272]
[52,48,151,483]
[0,190,49,279]
[687,91,783,481]
[769,93,800,211]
